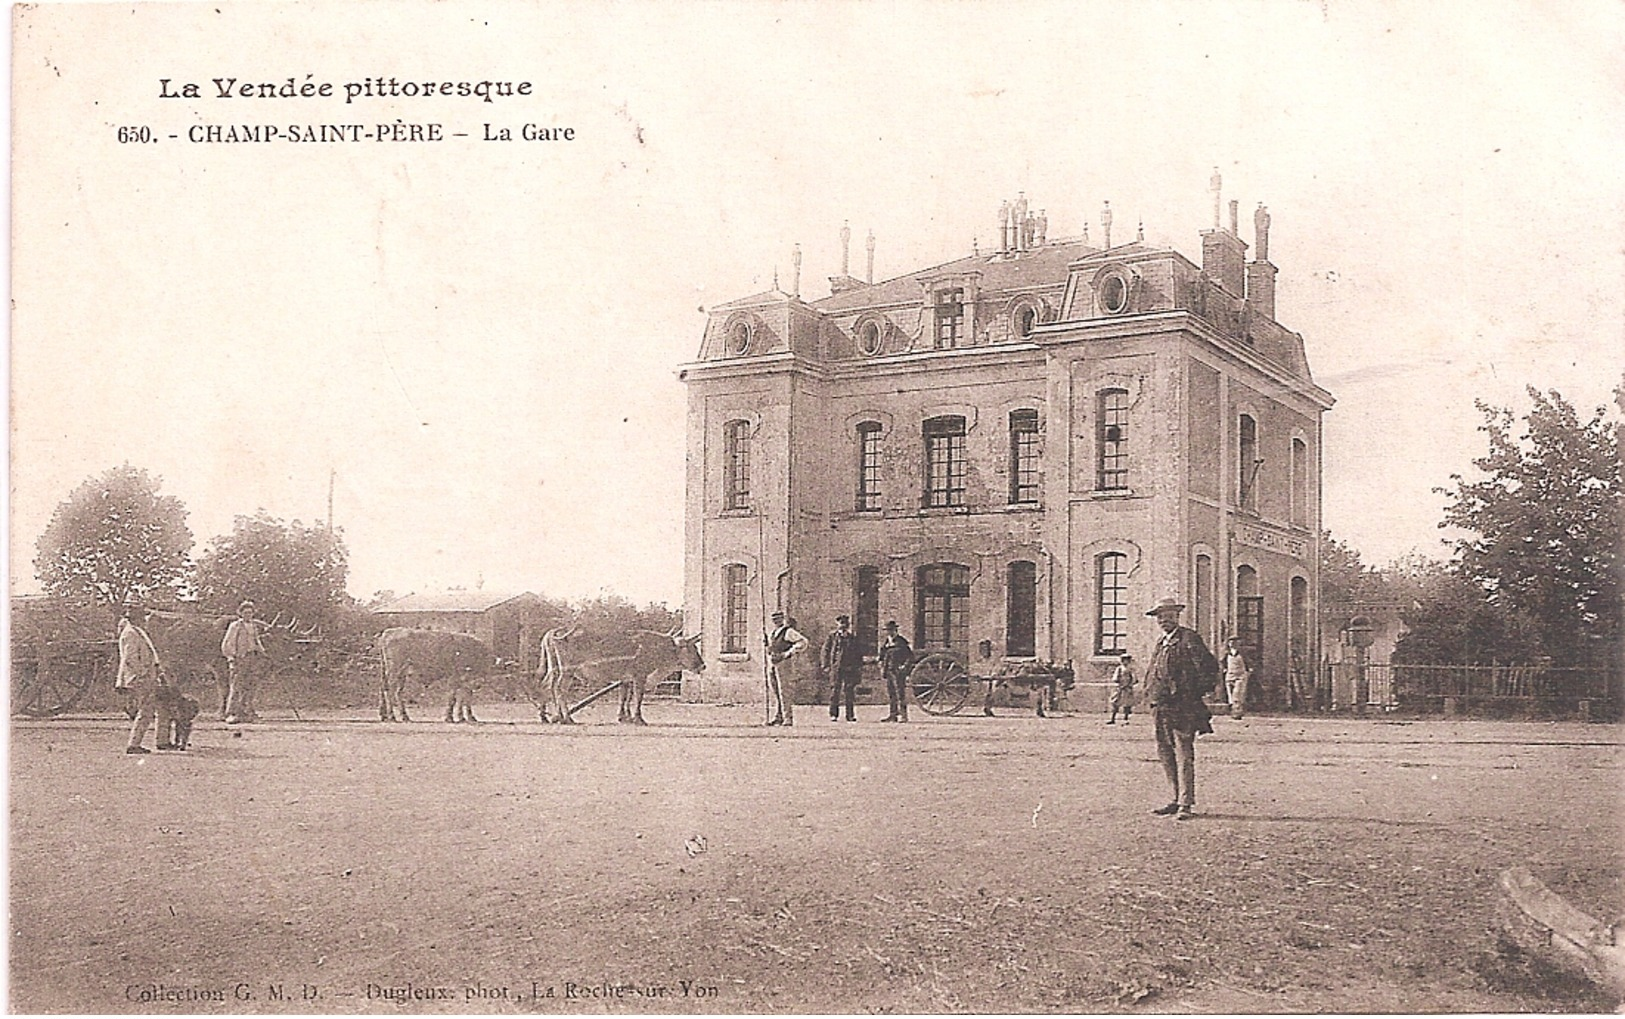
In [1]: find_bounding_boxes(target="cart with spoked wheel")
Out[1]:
[905,651,1074,716]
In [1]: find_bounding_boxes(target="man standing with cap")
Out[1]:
[765,611,808,726]
[1143,597,1219,819]
[821,614,863,722]
[878,620,913,722]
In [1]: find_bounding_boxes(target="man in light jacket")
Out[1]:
[116,605,169,754]
[220,599,267,724]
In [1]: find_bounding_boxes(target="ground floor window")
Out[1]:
[722,564,749,654]
[1006,560,1037,657]
[1097,552,1129,655]
[855,566,881,656]
[916,563,970,656]
[1236,565,1263,677]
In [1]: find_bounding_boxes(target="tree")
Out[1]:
[34,465,193,613]
[1392,569,1543,667]
[566,594,682,659]
[1320,531,1387,608]
[1434,387,1620,666]
[192,512,350,625]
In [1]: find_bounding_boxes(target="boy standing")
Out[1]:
[1108,652,1136,724]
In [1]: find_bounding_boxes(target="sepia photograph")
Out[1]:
[8,0,1623,1012]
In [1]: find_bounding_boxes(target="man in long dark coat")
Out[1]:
[1143,597,1219,819]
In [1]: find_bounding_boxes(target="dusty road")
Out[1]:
[10,701,1623,1013]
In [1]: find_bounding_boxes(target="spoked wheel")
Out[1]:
[13,649,99,718]
[909,652,973,716]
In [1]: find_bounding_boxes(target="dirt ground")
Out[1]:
[9,699,1623,1014]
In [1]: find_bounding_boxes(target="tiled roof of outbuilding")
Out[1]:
[375,591,539,614]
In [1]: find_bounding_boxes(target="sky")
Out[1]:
[9,0,1623,608]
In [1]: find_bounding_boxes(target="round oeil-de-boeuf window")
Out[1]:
[857,319,883,356]
[725,319,752,355]
[1099,273,1130,315]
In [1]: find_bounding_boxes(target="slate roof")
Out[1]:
[811,237,1121,313]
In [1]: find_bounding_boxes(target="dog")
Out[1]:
[154,686,201,750]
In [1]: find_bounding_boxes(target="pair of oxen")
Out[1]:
[376,624,706,725]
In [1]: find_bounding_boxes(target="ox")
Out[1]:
[144,609,318,718]
[377,627,502,723]
[549,626,705,725]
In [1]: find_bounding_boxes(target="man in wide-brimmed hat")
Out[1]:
[1142,597,1219,819]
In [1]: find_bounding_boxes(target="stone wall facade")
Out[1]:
[682,201,1332,712]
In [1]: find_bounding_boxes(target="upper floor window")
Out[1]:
[1009,410,1040,504]
[1006,560,1037,657]
[1096,552,1129,655]
[1098,389,1129,490]
[723,419,751,511]
[856,422,883,512]
[933,288,964,349]
[722,564,749,654]
[1291,437,1308,526]
[1238,414,1259,510]
[923,416,967,508]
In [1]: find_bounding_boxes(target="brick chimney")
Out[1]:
[1245,203,1276,320]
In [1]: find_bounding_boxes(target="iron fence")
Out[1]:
[1323,661,1621,716]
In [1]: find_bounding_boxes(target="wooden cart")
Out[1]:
[906,652,1074,716]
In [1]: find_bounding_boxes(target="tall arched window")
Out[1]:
[856,422,883,511]
[1290,576,1310,707]
[1291,438,1308,527]
[1238,414,1258,509]
[1006,560,1037,657]
[1098,389,1129,490]
[1236,565,1263,682]
[722,564,749,654]
[923,416,968,508]
[916,563,971,655]
[854,566,881,655]
[1194,553,1214,647]
[1096,552,1130,655]
[723,420,751,511]
[1008,410,1040,505]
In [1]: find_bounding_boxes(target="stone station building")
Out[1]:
[681,185,1333,711]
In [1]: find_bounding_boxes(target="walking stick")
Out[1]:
[758,510,772,724]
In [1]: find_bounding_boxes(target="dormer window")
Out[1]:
[856,318,883,356]
[725,319,752,356]
[1099,272,1130,315]
[933,288,964,349]
[1013,303,1037,339]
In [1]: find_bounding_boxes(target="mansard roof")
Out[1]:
[813,237,1101,313]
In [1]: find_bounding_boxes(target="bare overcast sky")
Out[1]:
[10,0,1623,607]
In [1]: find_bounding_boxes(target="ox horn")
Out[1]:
[267,611,285,628]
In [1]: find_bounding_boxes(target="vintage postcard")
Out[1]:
[9,1,1622,1013]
